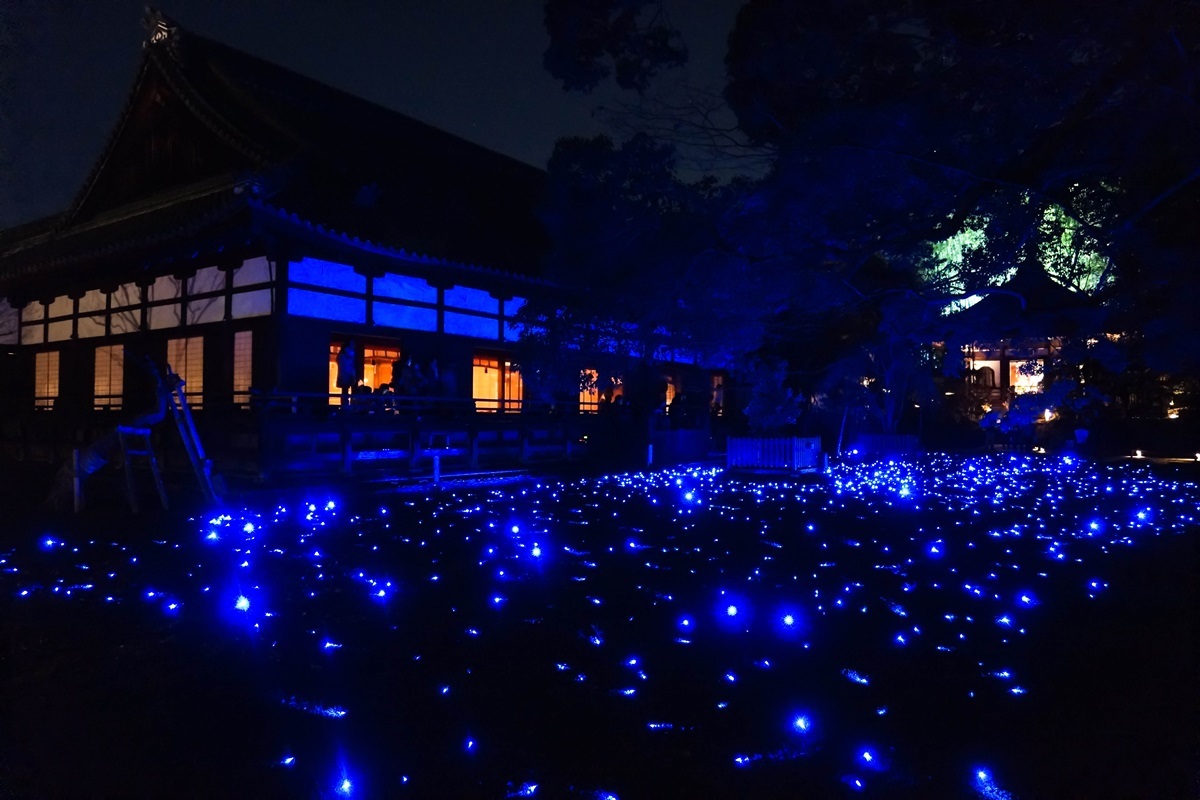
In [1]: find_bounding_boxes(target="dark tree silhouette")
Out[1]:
[533,0,1200,431]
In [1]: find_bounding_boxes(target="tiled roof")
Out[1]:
[0,180,251,293]
[0,8,547,293]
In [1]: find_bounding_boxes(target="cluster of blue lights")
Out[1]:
[2,455,1195,795]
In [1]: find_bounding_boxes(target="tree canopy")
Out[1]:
[529,0,1200,430]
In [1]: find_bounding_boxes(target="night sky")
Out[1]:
[0,0,741,229]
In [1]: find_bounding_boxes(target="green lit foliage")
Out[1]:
[919,215,1005,313]
[1037,203,1111,294]
[536,0,1200,433]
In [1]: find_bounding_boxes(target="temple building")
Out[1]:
[0,10,718,480]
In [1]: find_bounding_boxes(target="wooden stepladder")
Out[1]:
[117,425,169,513]
[166,372,220,506]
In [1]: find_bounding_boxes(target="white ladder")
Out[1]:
[166,372,220,505]
[116,425,169,513]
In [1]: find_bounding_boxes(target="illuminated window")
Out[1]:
[664,376,677,412]
[167,336,204,408]
[94,345,124,410]
[711,374,725,415]
[580,369,599,413]
[472,354,522,412]
[233,331,253,407]
[363,345,401,390]
[974,360,1001,389]
[608,375,625,402]
[1010,359,1043,394]
[328,342,402,405]
[34,351,59,409]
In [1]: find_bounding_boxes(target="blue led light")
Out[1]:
[3,455,1187,796]
[973,767,1013,800]
[843,669,870,685]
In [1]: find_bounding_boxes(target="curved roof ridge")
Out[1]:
[249,197,549,285]
[58,53,154,230]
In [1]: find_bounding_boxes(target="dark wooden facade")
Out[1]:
[0,10,701,481]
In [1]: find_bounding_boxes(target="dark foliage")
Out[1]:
[538,0,1200,431]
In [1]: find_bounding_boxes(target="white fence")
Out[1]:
[726,437,823,473]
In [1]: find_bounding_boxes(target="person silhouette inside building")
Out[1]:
[336,341,357,406]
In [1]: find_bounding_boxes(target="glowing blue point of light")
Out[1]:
[792,714,810,733]
[243,522,255,534]
[336,777,352,796]
[861,750,873,763]
[726,604,738,617]
[684,491,694,501]
[531,545,542,557]
[235,595,250,612]
[783,614,795,627]
[281,756,294,766]
[511,525,520,534]
[680,617,691,628]
[206,532,220,541]
[466,738,475,750]
[899,485,911,498]
[843,669,870,685]
[325,501,336,511]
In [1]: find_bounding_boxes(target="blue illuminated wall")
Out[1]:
[444,311,499,339]
[286,289,367,324]
[374,302,437,332]
[375,273,438,305]
[444,286,499,315]
[289,258,367,294]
